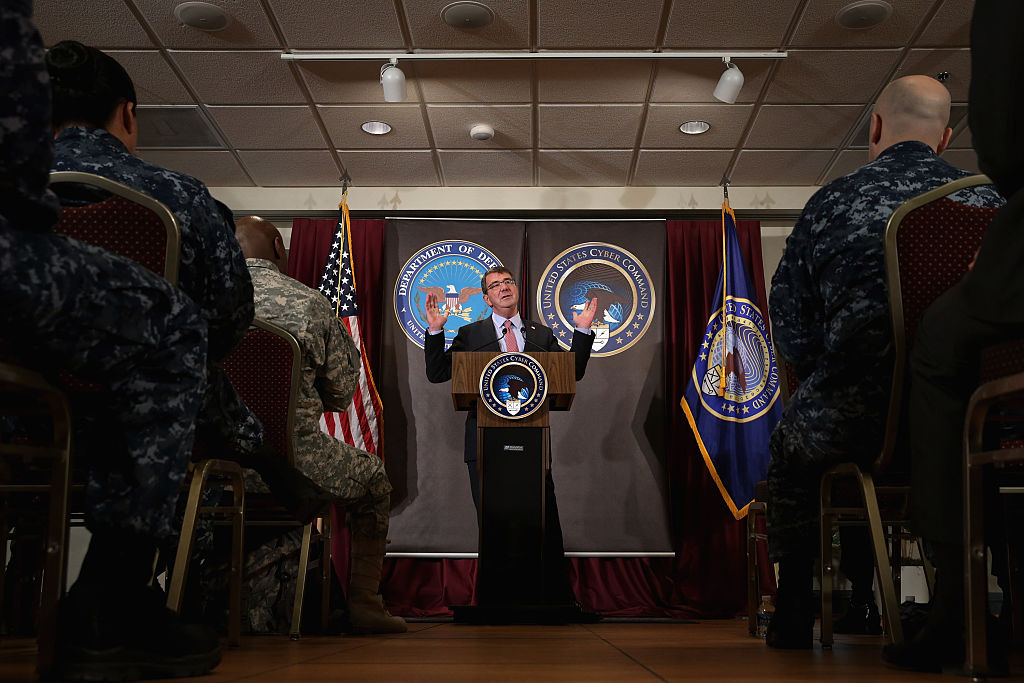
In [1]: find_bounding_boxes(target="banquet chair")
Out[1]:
[819,174,1000,648]
[0,361,72,674]
[965,338,1024,677]
[168,319,332,641]
[50,171,181,283]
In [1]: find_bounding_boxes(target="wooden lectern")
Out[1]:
[450,351,576,623]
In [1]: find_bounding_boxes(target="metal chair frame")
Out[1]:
[49,171,182,284]
[818,174,994,648]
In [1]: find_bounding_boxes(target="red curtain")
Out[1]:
[291,216,777,618]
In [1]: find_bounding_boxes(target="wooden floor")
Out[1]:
[1,618,1019,681]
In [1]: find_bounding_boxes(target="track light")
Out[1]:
[713,58,744,104]
[380,58,407,102]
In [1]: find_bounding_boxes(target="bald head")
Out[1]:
[236,215,288,273]
[869,75,953,160]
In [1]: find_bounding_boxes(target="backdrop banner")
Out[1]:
[382,219,527,552]
[526,221,671,553]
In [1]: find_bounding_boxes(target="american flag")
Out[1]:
[316,199,382,455]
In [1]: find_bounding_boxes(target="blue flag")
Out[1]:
[680,203,782,519]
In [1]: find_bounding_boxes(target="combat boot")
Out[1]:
[346,535,407,634]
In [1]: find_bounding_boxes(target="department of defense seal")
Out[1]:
[693,297,780,422]
[479,352,548,420]
[536,242,655,356]
[394,239,502,349]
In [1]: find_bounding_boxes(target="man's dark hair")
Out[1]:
[45,40,136,130]
[481,266,514,292]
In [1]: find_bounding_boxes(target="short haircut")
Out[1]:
[46,40,137,130]
[481,266,513,292]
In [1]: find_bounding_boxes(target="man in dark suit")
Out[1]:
[423,265,596,615]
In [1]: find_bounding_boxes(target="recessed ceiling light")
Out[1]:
[441,1,494,29]
[835,1,893,30]
[680,121,710,135]
[173,2,230,31]
[361,120,392,135]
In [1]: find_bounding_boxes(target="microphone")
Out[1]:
[520,325,550,352]
[468,324,507,352]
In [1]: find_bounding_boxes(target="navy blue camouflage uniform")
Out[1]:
[0,0,207,540]
[767,141,1003,560]
[51,127,262,454]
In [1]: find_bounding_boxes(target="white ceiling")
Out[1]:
[35,0,979,191]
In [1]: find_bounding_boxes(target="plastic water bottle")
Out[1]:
[756,595,775,638]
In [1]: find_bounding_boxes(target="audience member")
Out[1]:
[234,216,406,634]
[883,0,1024,672]
[43,40,328,522]
[0,1,218,678]
[766,74,1003,649]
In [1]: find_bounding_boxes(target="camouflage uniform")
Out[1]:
[51,127,261,453]
[767,141,1004,560]
[0,0,207,540]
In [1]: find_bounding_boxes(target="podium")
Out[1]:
[449,351,576,623]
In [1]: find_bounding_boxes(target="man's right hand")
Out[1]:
[425,293,448,332]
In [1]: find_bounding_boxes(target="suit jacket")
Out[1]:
[424,317,594,462]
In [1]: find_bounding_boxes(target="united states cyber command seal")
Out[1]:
[394,240,502,350]
[694,297,780,422]
[536,242,655,357]
[479,353,548,420]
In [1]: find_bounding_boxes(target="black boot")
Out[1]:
[53,530,221,682]
[766,556,815,649]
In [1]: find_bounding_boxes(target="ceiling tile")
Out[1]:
[632,150,735,186]
[537,60,652,103]
[269,0,406,49]
[896,49,972,102]
[413,61,532,103]
[641,104,754,149]
[821,149,869,184]
[335,151,440,186]
[439,151,533,186]
[427,105,532,148]
[537,151,633,186]
[790,0,935,48]
[108,51,193,105]
[940,148,982,174]
[297,61,418,105]
[403,0,529,49]
[766,49,901,103]
[916,0,974,47]
[136,150,253,186]
[169,51,306,104]
[537,0,663,48]
[663,0,800,49]
[238,150,341,186]
[208,106,326,149]
[36,0,153,48]
[746,105,864,149]
[950,123,973,149]
[650,60,773,104]
[319,105,430,149]
[538,105,643,148]
[731,150,836,185]
[132,0,280,49]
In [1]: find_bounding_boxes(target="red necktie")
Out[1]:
[504,320,519,352]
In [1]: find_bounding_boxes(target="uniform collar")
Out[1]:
[55,126,129,154]
[246,257,280,272]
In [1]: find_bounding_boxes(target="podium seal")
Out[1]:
[479,353,548,420]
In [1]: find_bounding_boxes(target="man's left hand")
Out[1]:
[572,297,598,330]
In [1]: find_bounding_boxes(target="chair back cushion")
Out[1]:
[55,194,170,278]
[222,324,296,459]
[895,197,1000,351]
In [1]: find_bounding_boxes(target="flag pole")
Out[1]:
[718,177,730,396]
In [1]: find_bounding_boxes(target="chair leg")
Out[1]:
[820,475,835,649]
[857,472,903,645]
[226,471,244,648]
[320,514,332,633]
[166,461,213,613]
[965,455,988,675]
[290,522,314,640]
[747,509,759,636]
[36,424,71,677]
[916,536,936,597]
